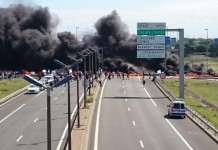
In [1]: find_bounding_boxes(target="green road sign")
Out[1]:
[137,30,166,35]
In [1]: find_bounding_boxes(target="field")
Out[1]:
[185,55,218,73]
[161,78,218,128]
[0,78,29,99]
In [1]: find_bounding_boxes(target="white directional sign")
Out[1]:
[137,50,165,58]
[137,22,166,30]
[137,36,165,45]
[137,22,166,58]
[137,45,165,50]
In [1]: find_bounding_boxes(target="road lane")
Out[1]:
[92,76,217,150]
[0,80,84,150]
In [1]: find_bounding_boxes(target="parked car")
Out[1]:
[26,84,40,94]
[167,99,186,118]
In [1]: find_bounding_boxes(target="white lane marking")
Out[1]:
[55,97,58,101]
[124,91,126,94]
[139,140,144,148]
[94,80,107,150]
[128,107,131,111]
[143,88,157,107]
[0,104,26,123]
[62,91,64,94]
[35,91,44,97]
[123,81,124,84]
[33,118,38,123]
[166,119,193,150]
[125,99,128,102]
[132,121,136,126]
[16,135,23,142]
[45,107,47,110]
[123,86,125,88]
[56,93,84,150]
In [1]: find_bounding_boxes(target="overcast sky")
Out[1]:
[1,0,217,39]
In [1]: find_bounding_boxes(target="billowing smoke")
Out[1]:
[0,4,59,70]
[0,4,179,74]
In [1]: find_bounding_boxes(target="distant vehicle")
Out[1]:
[26,84,40,94]
[167,99,186,118]
[43,75,54,86]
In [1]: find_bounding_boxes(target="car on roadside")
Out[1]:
[167,99,186,118]
[26,84,40,94]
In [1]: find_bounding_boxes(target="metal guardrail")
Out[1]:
[155,80,218,143]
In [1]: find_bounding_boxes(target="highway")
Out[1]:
[0,80,84,150]
[89,76,217,150]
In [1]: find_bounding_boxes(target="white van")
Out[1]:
[167,100,186,118]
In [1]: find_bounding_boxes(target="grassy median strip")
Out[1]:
[160,78,218,128]
[0,78,29,99]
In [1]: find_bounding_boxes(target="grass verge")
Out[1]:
[0,78,29,99]
[160,78,218,128]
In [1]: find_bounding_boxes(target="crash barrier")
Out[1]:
[155,80,218,143]
[0,86,28,105]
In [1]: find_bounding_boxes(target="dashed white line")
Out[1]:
[62,91,64,94]
[33,118,38,123]
[128,107,131,111]
[124,91,126,94]
[123,86,125,88]
[166,119,193,150]
[143,88,157,107]
[132,121,136,126]
[125,99,128,101]
[55,97,58,101]
[0,104,26,123]
[16,135,23,142]
[139,140,144,148]
[45,107,47,110]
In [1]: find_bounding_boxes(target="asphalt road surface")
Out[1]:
[0,80,84,150]
[89,76,217,150]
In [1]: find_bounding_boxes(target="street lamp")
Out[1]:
[23,74,73,150]
[77,52,88,108]
[54,59,82,150]
[76,27,79,39]
[67,55,83,127]
[98,47,105,74]
[85,49,94,87]
[205,29,209,72]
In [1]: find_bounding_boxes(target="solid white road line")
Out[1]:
[143,88,157,107]
[33,118,38,123]
[166,119,193,150]
[132,121,136,126]
[128,107,131,111]
[94,80,107,150]
[16,135,23,142]
[139,140,144,148]
[56,93,84,150]
[0,104,26,123]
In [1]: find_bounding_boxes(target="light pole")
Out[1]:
[54,59,82,150]
[67,55,83,127]
[205,28,209,72]
[76,27,79,39]
[77,52,88,108]
[23,74,73,150]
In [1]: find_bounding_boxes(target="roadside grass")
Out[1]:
[0,78,29,99]
[161,78,218,128]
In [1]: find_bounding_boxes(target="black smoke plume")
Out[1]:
[0,4,58,70]
[0,4,179,74]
